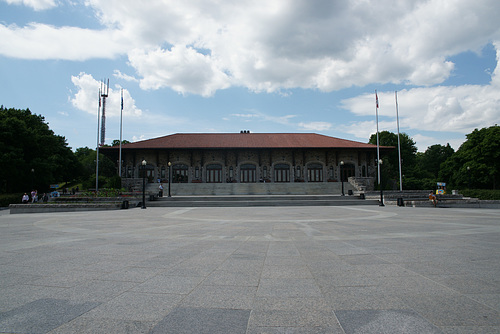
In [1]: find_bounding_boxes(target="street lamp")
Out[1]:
[467,166,471,189]
[340,161,345,196]
[141,160,147,209]
[379,159,385,206]
[168,162,172,197]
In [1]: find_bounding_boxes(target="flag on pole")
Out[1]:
[375,90,381,185]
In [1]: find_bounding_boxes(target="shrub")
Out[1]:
[0,193,23,207]
[461,189,500,200]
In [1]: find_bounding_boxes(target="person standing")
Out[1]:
[159,183,164,197]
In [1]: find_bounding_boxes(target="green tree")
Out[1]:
[110,139,130,147]
[439,125,499,189]
[0,106,78,193]
[369,131,417,189]
[75,147,116,181]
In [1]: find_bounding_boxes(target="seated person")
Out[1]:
[429,191,437,207]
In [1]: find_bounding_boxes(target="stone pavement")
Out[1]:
[0,206,499,333]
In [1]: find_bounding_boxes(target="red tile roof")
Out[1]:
[107,133,384,150]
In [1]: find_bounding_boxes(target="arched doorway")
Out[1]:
[206,164,222,183]
[307,163,323,182]
[240,164,256,183]
[172,164,189,183]
[274,163,290,182]
[341,163,356,181]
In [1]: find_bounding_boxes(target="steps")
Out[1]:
[146,194,378,207]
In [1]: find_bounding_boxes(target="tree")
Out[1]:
[0,106,79,193]
[75,147,116,181]
[439,125,499,189]
[418,144,455,179]
[368,131,417,189]
[110,139,130,147]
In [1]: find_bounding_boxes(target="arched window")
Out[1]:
[172,164,189,183]
[341,163,356,181]
[307,163,323,182]
[206,164,222,183]
[161,166,166,179]
[240,164,256,183]
[274,163,290,182]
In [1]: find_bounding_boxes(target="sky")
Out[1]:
[1,0,499,152]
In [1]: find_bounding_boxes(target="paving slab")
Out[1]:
[0,206,499,333]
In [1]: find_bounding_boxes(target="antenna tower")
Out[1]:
[100,79,109,146]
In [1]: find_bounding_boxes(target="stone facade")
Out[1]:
[117,148,376,186]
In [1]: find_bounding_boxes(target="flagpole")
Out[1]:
[375,90,380,185]
[395,91,403,191]
[119,88,123,178]
[96,85,101,193]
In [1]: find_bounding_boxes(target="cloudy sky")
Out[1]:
[1,0,499,152]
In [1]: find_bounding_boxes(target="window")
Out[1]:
[172,164,189,183]
[161,166,166,179]
[307,163,323,182]
[341,163,356,181]
[240,164,256,183]
[274,163,290,182]
[206,164,222,183]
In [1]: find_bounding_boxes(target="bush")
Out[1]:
[0,193,23,207]
[105,175,122,189]
[461,189,500,200]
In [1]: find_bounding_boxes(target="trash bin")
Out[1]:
[359,193,365,199]
[348,190,353,196]
[149,194,155,201]
[121,200,129,209]
[397,198,404,207]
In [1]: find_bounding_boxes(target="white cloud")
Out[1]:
[3,0,56,11]
[70,72,142,117]
[3,0,500,94]
[113,70,138,82]
[298,121,332,132]
[0,23,128,60]
[341,82,500,137]
[128,46,231,96]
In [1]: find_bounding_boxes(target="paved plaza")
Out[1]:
[0,205,499,333]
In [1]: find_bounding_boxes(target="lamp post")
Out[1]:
[379,159,384,206]
[467,166,471,189]
[141,160,146,209]
[340,161,345,196]
[31,168,34,191]
[168,162,172,197]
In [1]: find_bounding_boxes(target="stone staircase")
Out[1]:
[146,194,378,207]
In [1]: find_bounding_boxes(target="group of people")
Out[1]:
[22,190,48,204]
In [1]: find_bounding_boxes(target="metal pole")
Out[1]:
[340,161,344,196]
[168,162,172,197]
[119,88,123,178]
[96,86,101,193]
[395,91,402,191]
[141,160,146,209]
[379,159,385,206]
[375,90,380,185]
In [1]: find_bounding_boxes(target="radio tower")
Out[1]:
[100,79,109,146]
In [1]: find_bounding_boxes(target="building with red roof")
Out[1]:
[101,132,391,194]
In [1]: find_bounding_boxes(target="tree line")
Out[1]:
[0,106,120,193]
[369,125,499,191]
[1,106,498,194]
